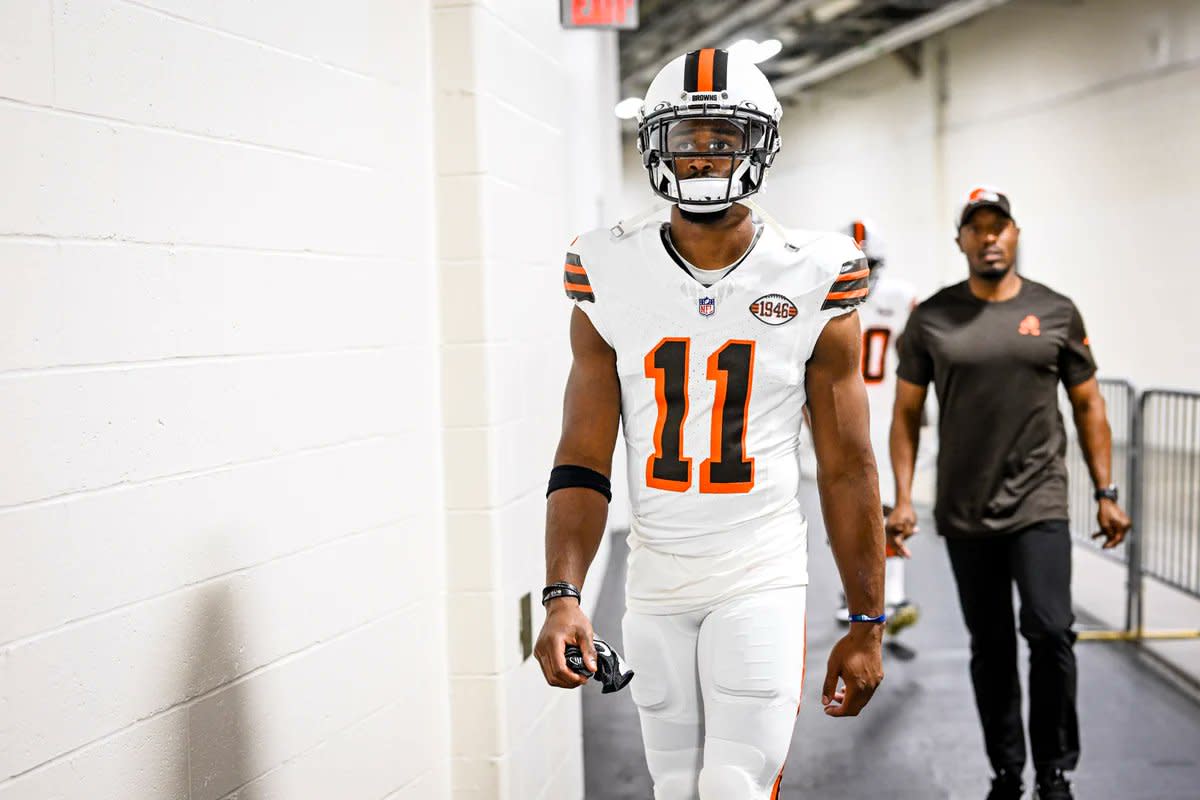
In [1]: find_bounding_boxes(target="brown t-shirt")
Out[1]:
[897,279,1096,537]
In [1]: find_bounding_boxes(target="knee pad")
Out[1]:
[697,763,764,800]
[645,747,702,800]
[651,768,701,800]
[698,737,775,800]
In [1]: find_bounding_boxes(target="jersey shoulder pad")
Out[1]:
[563,221,662,303]
[814,232,869,310]
[562,228,606,304]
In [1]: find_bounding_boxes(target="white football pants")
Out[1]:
[622,586,806,800]
[885,554,906,607]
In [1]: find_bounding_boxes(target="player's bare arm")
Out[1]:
[805,310,885,717]
[886,378,928,555]
[534,306,621,689]
[1066,377,1132,549]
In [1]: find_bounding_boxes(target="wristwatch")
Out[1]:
[1094,485,1119,503]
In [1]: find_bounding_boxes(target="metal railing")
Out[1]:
[1132,390,1200,618]
[1065,382,1200,638]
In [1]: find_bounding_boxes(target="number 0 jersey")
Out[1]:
[857,274,918,507]
[798,272,917,505]
[566,217,866,561]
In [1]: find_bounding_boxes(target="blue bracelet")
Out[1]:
[848,613,887,624]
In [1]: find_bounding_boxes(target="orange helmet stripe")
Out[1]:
[697,48,716,92]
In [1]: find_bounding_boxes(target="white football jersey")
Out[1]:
[566,218,867,564]
[857,273,917,507]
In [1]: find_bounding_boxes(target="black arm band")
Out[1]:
[547,464,612,502]
[542,581,581,606]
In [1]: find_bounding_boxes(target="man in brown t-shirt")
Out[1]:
[888,186,1131,800]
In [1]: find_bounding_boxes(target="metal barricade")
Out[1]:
[1131,389,1200,631]
[1064,378,1135,562]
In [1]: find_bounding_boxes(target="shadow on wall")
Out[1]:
[186,579,254,800]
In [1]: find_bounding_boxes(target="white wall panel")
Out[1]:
[0,709,191,800]
[0,104,402,255]
[52,1,396,164]
[0,0,52,106]
[434,2,621,797]
[0,1,447,796]
[0,242,416,372]
[0,439,417,645]
[129,0,414,82]
[0,351,411,506]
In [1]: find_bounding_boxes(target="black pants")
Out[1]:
[945,519,1080,774]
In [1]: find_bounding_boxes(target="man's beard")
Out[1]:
[972,261,1012,282]
[678,205,730,224]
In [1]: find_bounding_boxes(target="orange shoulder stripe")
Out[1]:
[834,268,870,282]
[826,287,869,301]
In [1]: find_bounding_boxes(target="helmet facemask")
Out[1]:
[638,104,780,214]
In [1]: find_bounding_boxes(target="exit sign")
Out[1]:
[561,0,638,30]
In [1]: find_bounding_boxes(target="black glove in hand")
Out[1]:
[565,636,634,694]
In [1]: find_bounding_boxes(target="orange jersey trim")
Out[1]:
[834,268,870,283]
[826,287,869,301]
[564,280,593,293]
[564,263,588,276]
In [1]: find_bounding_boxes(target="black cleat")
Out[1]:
[1034,769,1073,799]
[985,770,1023,800]
[885,600,920,635]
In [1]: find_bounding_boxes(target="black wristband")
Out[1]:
[547,464,612,502]
[542,581,581,606]
[1094,485,1118,503]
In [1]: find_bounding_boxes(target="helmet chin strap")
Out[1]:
[678,200,732,213]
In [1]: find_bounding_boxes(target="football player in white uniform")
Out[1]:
[836,219,921,633]
[534,48,885,800]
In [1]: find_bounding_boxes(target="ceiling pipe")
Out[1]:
[771,0,1013,97]
[621,0,787,94]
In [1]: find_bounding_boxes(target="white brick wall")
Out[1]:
[432,1,622,797]
[1,3,448,800]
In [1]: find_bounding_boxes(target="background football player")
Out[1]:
[533,48,886,799]
[835,219,923,634]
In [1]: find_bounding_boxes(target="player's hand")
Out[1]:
[885,501,919,558]
[1093,499,1131,550]
[822,624,883,717]
[534,599,596,689]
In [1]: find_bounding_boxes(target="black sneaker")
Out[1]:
[1034,769,1073,799]
[986,770,1023,800]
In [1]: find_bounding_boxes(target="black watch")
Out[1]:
[1094,485,1119,503]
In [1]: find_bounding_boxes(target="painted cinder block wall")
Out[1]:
[0,1,448,797]
[2,0,625,798]
[432,0,622,797]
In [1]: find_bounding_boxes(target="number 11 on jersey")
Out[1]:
[644,337,756,494]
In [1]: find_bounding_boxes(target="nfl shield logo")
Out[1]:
[698,297,716,317]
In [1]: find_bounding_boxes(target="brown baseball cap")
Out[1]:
[956,185,1014,229]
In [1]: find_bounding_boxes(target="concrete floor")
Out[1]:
[581,512,1200,799]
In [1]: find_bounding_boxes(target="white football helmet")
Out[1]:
[636,48,782,213]
[846,217,887,269]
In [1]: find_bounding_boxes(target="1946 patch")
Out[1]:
[749,294,797,326]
